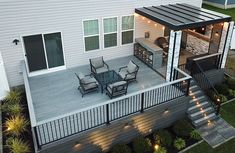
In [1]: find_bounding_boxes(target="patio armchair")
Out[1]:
[89,56,109,75]
[75,72,99,97]
[106,81,128,99]
[118,60,139,82]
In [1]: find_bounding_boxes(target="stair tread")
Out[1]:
[190,107,213,117]
[194,113,216,124]
[189,95,207,103]
[189,90,203,96]
[189,85,198,90]
[188,101,209,111]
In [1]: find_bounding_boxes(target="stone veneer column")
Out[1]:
[220,21,234,68]
[166,30,182,81]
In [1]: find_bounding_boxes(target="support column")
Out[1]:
[220,21,234,68]
[166,30,182,81]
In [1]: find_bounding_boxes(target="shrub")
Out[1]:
[154,130,172,147]
[215,84,229,95]
[154,147,167,153]
[5,115,29,137]
[133,137,152,153]
[6,137,30,153]
[110,144,131,153]
[227,78,235,90]
[174,138,186,150]
[4,90,22,104]
[172,119,193,137]
[1,103,23,116]
[228,89,235,97]
[190,130,201,140]
[219,94,228,103]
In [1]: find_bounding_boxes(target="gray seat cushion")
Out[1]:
[127,61,137,73]
[83,82,98,90]
[96,67,109,74]
[119,70,135,80]
[81,77,97,84]
[107,81,127,93]
[91,57,104,68]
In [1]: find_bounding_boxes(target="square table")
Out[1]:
[94,70,122,93]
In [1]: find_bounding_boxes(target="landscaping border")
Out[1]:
[222,98,235,106]
[179,140,204,153]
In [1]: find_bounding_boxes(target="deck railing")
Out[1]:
[21,61,191,149]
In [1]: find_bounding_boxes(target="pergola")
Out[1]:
[135,3,234,81]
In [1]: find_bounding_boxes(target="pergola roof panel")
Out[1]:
[135,3,232,30]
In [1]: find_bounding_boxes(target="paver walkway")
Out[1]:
[197,117,235,148]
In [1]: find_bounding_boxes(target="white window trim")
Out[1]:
[102,16,118,49]
[82,18,101,53]
[20,31,67,77]
[120,14,135,46]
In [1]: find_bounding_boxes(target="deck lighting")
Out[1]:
[192,96,196,99]
[204,114,207,117]
[215,32,219,37]
[217,98,220,102]
[149,129,153,133]
[200,108,203,111]
[74,141,81,148]
[164,108,169,114]
[221,23,224,26]
[202,28,205,31]
[134,13,140,17]
[154,144,160,150]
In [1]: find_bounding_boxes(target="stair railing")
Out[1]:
[191,61,221,115]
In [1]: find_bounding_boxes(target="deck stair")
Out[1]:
[187,80,219,128]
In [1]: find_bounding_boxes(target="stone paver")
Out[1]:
[197,117,235,148]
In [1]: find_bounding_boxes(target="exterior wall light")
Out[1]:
[124,123,132,129]
[13,39,20,45]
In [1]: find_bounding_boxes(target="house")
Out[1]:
[0,0,234,153]
[204,0,235,9]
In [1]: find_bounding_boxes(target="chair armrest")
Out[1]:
[91,65,97,73]
[104,62,109,70]
[119,66,127,72]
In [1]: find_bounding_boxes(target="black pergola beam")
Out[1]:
[135,3,232,31]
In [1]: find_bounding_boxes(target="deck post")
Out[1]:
[106,104,110,125]
[220,21,234,68]
[33,127,41,151]
[186,78,191,96]
[140,93,144,113]
[166,30,182,82]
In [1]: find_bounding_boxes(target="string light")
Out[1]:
[147,20,151,24]
[154,24,157,27]
[162,26,165,30]
[142,17,145,20]
[202,28,205,31]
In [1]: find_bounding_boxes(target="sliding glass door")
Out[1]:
[23,32,65,73]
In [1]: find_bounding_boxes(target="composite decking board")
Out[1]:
[28,56,165,123]
[40,96,189,153]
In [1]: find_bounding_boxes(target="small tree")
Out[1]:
[190,130,201,140]
[6,138,30,153]
[174,138,186,150]
[5,115,29,137]
[1,103,23,116]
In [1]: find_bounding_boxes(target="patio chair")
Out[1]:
[89,56,109,75]
[75,72,99,97]
[118,60,139,83]
[106,81,128,99]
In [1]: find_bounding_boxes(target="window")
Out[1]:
[23,32,65,72]
[121,15,134,45]
[83,19,100,51]
[103,17,118,48]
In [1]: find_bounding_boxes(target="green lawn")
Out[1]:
[202,4,235,21]
[186,102,235,153]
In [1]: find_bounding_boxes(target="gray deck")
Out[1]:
[29,56,165,123]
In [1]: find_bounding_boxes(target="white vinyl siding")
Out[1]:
[83,19,100,51]
[103,17,118,48]
[0,0,202,87]
[121,15,134,45]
